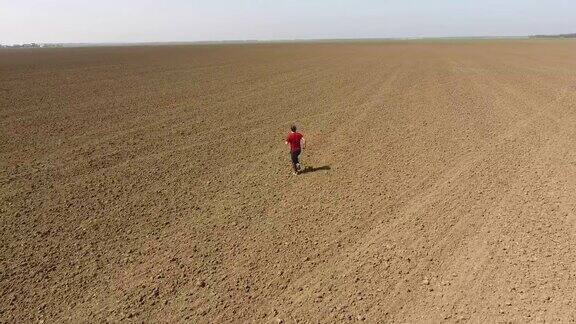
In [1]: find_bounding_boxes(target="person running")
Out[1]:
[285,125,306,175]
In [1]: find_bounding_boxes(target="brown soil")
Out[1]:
[2,40,576,322]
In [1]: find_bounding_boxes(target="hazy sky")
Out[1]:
[1,0,575,44]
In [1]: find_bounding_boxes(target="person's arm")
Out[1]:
[301,137,306,149]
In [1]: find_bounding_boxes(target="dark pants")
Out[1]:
[290,149,301,171]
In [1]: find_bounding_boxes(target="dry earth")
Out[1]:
[2,40,576,322]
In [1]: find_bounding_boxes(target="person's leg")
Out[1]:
[291,149,301,173]
[295,149,301,171]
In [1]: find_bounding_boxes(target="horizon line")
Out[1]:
[2,33,574,47]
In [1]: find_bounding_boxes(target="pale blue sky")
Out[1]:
[1,0,575,44]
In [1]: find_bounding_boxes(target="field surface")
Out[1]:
[2,40,576,322]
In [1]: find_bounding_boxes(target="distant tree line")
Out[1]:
[0,43,64,48]
[531,33,576,38]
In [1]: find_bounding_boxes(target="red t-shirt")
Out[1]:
[286,132,303,152]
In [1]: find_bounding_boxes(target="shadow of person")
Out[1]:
[299,165,331,174]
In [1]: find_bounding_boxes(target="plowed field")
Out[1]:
[2,40,576,322]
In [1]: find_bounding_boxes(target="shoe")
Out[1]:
[296,163,301,171]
